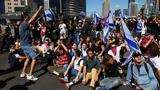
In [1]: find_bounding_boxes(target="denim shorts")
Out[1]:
[21,45,37,60]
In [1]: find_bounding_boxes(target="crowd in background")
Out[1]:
[0,12,160,90]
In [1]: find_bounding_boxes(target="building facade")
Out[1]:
[129,2,138,16]
[146,0,156,15]
[102,0,110,18]
[4,0,26,13]
[62,0,86,16]
[156,0,160,14]
[128,0,136,8]
[0,0,5,14]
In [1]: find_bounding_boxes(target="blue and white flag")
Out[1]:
[136,18,142,33]
[108,11,114,30]
[119,10,128,20]
[121,18,141,53]
[43,9,56,22]
[102,11,114,43]
[122,50,134,66]
[93,12,101,26]
[103,26,110,43]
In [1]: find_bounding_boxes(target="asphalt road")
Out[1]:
[0,52,89,90]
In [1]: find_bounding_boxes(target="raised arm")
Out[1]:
[28,6,43,24]
[60,41,68,52]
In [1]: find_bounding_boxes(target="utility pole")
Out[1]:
[60,0,62,14]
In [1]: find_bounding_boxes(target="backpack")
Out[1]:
[130,61,149,84]
[73,57,83,66]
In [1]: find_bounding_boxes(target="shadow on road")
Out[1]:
[0,68,14,76]
[9,81,36,90]
[0,76,16,89]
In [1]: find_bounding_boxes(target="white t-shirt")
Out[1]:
[41,44,53,54]
[81,48,87,57]
[59,23,66,34]
[71,56,84,71]
[108,46,121,62]
[150,56,160,70]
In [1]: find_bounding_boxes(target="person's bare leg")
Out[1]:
[29,58,36,76]
[22,58,29,74]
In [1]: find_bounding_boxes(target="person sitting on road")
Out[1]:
[126,52,158,90]
[59,49,84,89]
[82,48,102,90]
[8,43,26,70]
[96,54,124,90]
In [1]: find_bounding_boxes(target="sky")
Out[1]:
[86,0,145,16]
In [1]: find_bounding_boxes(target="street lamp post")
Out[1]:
[60,0,62,14]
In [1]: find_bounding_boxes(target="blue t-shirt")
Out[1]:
[19,21,32,46]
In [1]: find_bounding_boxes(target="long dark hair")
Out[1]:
[150,46,160,57]
[102,54,113,70]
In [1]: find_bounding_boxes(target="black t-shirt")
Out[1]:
[96,23,102,31]
[91,44,101,54]
[104,62,122,77]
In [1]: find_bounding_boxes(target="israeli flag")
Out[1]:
[119,10,128,20]
[122,50,134,66]
[136,18,142,33]
[103,26,110,43]
[43,9,56,22]
[103,11,113,43]
[93,12,100,26]
[121,18,141,53]
[108,11,114,30]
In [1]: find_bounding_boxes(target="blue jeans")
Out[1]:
[63,64,83,85]
[21,45,37,60]
[96,77,122,90]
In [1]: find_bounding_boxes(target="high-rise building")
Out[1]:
[49,0,61,14]
[30,0,86,16]
[129,2,138,16]
[4,0,26,13]
[156,0,160,14]
[146,0,156,15]
[102,0,110,18]
[123,9,129,16]
[0,0,5,14]
[62,0,86,16]
[141,3,148,16]
[128,0,136,8]
[44,0,49,10]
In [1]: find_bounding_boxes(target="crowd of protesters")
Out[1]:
[1,6,160,90]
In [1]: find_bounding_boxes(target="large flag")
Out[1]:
[93,12,101,26]
[103,11,114,43]
[108,11,114,30]
[121,18,141,53]
[43,9,56,22]
[121,18,141,65]
[103,26,110,43]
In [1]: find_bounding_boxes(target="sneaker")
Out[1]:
[26,75,38,81]
[59,77,68,83]
[20,73,26,78]
[65,83,70,90]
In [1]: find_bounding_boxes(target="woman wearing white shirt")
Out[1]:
[150,47,160,80]
[41,38,54,66]
[108,42,126,63]
[81,42,88,57]
[59,50,84,89]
